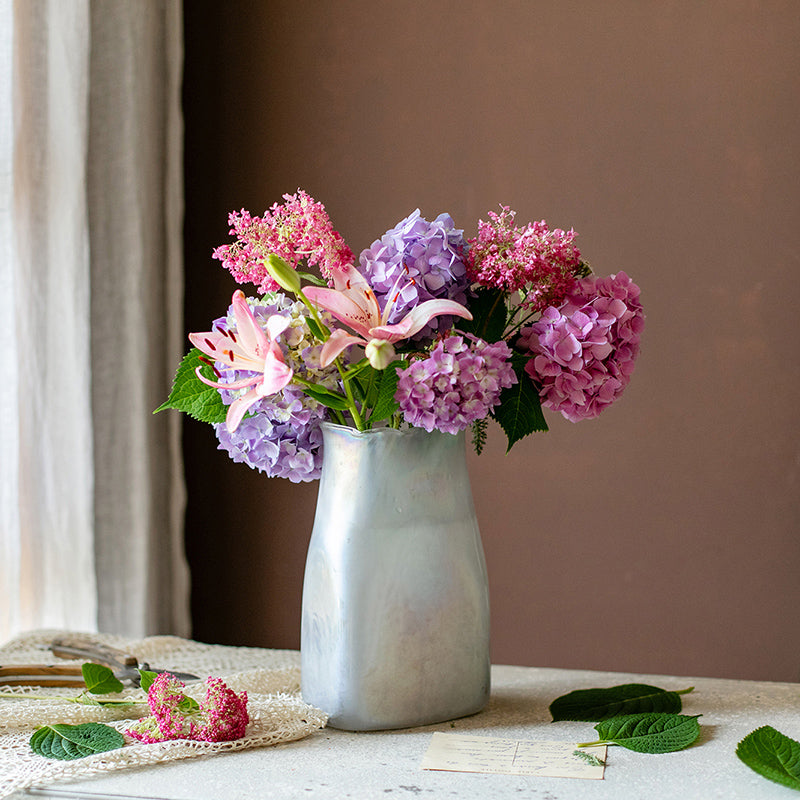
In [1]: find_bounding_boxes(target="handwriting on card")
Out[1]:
[421,733,606,780]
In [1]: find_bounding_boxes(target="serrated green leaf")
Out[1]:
[550,684,694,721]
[367,361,402,424]
[81,663,124,695]
[30,723,125,761]
[583,712,702,754]
[155,349,228,424]
[491,358,548,451]
[737,726,800,791]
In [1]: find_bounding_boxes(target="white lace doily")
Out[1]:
[0,630,326,798]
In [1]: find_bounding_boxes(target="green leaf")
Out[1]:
[154,348,228,424]
[582,712,702,754]
[736,726,800,791]
[178,695,201,714]
[138,669,158,693]
[295,270,327,287]
[305,314,329,339]
[491,357,548,452]
[81,663,124,695]
[30,722,125,761]
[301,383,351,411]
[550,684,694,722]
[456,287,508,343]
[367,361,402,424]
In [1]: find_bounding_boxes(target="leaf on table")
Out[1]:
[30,722,125,761]
[736,725,800,791]
[81,663,124,695]
[584,712,702,754]
[550,683,694,721]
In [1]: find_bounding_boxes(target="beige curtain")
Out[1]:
[0,0,189,641]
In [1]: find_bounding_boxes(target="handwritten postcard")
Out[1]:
[421,732,607,780]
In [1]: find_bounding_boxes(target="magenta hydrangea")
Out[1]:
[519,271,644,422]
[467,206,582,312]
[395,336,517,434]
[359,210,471,343]
[127,673,249,744]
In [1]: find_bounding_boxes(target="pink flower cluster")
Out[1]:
[395,336,517,434]
[467,206,582,312]
[126,673,249,744]
[519,272,644,422]
[213,190,354,293]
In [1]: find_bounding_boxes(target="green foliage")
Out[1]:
[80,663,124,695]
[581,712,702,754]
[137,669,158,693]
[572,749,606,767]
[30,722,125,760]
[550,684,694,722]
[491,355,548,451]
[300,383,351,411]
[456,287,508,343]
[736,726,800,791]
[471,418,488,455]
[367,361,402,425]
[154,348,228,424]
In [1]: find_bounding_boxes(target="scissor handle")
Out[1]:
[0,663,85,686]
[50,637,138,668]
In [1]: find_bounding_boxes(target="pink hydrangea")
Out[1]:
[519,271,644,422]
[395,336,517,434]
[213,190,354,293]
[467,206,582,312]
[127,673,249,744]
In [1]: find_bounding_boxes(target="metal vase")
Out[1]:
[300,422,490,731]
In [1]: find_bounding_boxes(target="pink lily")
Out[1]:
[302,263,473,367]
[189,290,294,432]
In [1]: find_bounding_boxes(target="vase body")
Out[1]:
[300,423,490,731]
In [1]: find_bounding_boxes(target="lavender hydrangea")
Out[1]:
[519,271,644,422]
[209,294,337,482]
[359,210,471,343]
[395,336,517,434]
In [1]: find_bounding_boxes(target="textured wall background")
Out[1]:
[182,1,800,681]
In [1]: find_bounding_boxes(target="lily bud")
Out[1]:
[365,339,396,370]
[265,254,302,294]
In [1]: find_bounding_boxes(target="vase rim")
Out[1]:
[320,421,460,441]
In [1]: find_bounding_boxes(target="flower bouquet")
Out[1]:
[160,190,644,479]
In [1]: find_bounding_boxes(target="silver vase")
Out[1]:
[300,422,490,731]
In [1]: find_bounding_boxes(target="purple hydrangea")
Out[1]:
[359,210,471,343]
[209,295,333,482]
[395,336,517,434]
[519,271,644,422]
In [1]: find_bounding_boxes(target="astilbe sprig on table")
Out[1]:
[126,673,249,744]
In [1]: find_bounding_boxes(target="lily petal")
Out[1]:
[231,289,270,359]
[319,328,366,368]
[302,285,376,339]
[370,298,473,341]
[257,346,294,395]
[225,388,261,432]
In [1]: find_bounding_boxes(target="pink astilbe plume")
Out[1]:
[467,206,583,312]
[213,190,354,293]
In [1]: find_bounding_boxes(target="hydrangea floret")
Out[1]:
[158,190,645,477]
[127,673,249,744]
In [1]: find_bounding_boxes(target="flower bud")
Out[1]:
[265,254,302,294]
[365,339,396,370]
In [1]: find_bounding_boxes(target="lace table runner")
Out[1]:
[0,630,327,798]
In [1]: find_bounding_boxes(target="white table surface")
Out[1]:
[12,663,800,800]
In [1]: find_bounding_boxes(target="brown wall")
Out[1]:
[182,1,800,681]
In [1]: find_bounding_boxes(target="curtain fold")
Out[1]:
[0,0,189,642]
